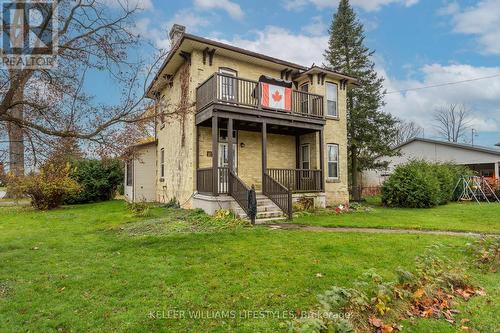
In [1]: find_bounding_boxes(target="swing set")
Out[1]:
[453,175,500,204]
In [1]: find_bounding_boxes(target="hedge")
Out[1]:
[381,160,471,208]
[64,159,123,204]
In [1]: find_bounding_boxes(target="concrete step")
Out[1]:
[255,216,287,224]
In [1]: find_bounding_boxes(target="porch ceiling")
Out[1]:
[196,104,325,134]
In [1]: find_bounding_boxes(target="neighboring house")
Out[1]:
[124,140,157,202]
[128,24,357,221]
[362,138,500,187]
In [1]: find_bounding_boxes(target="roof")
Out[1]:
[294,66,359,85]
[147,32,358,97]
[395,137,500,156]
[129,138,158,149]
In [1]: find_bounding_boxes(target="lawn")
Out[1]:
[0,201,498,332]
[291,200,500,234]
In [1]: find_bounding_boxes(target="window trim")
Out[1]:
[325,81,338,119]
[126,159,133,186]
[160,148,165,178]
[300,144,311,170]
[327,143,339,180]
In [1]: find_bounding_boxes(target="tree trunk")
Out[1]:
[7,88,24,177]
[4,87,25,199]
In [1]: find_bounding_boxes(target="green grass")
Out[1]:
[291,201,500,234]
[0,201,498,332]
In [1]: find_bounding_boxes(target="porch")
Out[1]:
[195,115,325,219]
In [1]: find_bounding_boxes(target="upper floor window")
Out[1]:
[326,82,338,117]
[327,144,339,179]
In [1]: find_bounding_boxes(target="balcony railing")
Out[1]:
[196,73,324,118]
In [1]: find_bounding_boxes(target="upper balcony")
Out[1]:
[196,73,324,120]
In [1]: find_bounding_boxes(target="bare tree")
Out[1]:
[433,104,472,143]
[393,119,423,146]
[0,0,167,175]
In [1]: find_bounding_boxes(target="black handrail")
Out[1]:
[263,173,292,219]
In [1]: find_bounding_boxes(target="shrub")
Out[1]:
[7,163,81,210]
[381,160,467,208]
[382,160,441,208]
[126,201,150,217]
[64,159,123,204]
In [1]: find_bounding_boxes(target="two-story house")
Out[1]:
[126,24,357,222]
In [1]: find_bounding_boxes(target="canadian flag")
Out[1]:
[261,83,291,111]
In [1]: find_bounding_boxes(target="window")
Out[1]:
[160,148,165,178]
[219,68,237,101]
[300,144,310,170]
[326,82,338,117]
[218,128,237,142]
[300,83,309,114]
[327,144,339,179]
[126,160,133,186]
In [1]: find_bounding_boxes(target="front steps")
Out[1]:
[231,193,287,224]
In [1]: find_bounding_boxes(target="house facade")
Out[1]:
[131,24,356,220]
[362,138,500,188]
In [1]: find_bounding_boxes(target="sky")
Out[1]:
[114,0,500,147]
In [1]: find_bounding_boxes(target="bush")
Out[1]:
[7,163,81,210]
[126,201,150,217]
[64,159,123,204]
[381,160,466,208]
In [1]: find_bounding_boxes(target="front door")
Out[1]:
[218,142,237,171]
[218,142,237,192]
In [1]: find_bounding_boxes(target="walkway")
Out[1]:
[264,223,498,237]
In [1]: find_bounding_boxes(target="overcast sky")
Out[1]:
[102,0,500,147]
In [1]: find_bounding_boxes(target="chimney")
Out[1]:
[169,24,186,47]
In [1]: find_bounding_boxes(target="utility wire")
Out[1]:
[384,74,500,95]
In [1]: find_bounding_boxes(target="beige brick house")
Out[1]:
[127,24,357,221]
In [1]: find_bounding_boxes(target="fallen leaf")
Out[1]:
[315,273,323,278]
[381,324,394,333]
[369,316,383,328]
[414,288,424,299]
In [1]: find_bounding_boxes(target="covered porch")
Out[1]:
[195,109,325,218]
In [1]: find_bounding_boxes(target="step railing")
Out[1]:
[228,171,252,216]
[263,173,292,219]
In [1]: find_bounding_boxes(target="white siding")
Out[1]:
[362,140,500,187]
[124,144,157,202]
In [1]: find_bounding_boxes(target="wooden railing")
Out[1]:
[196,73,324,118]
[292,90,324,117]
[196,167,213,194]
[196,167,229,194]
[267,168,322,192]
[263,173,292,219]
[228,171,251,216]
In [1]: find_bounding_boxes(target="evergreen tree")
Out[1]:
[324,0,397,199]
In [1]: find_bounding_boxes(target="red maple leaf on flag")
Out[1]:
[272,90,282,102]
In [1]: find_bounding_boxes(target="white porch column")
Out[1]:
[495,162,499,179]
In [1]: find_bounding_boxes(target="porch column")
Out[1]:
[319,129,325,191]
[212,115,218,195]
[495,162,499,179]
[227,118,234,192]
[262,122,267,189]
